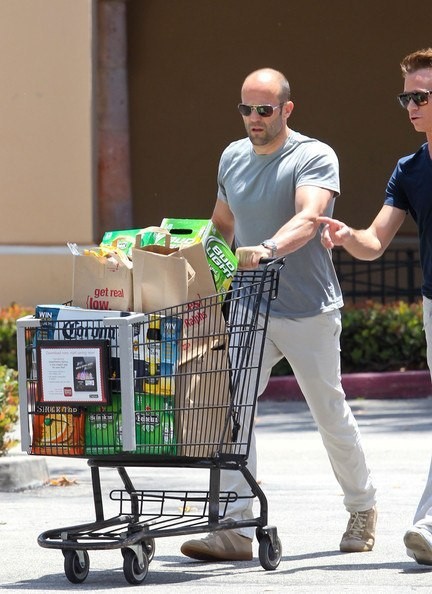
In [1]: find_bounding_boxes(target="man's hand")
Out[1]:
[317,216,352,249]
[235,245,269,269]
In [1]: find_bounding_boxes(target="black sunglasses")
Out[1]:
[397,90,432,109]
[238,103,284,117]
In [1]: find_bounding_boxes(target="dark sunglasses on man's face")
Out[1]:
[238,103,284,117]
[397,90,432,109]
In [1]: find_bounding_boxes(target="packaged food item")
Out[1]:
[84,392,176,455]
[100,228,168,258]
[85,392,122,455]
[34,305,132,390]
[159,218,238,293]
[32,403,85,455]
[133,314,182,396]
[134,393,176,455]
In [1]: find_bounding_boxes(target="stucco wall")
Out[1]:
[0,0,95,306]
[2,0,432,307]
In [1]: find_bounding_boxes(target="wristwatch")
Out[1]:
[261,239,278,258]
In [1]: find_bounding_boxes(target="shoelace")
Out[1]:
[347,511,368,538]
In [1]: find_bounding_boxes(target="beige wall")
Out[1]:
[0,0,95,306]
[2,0,432,307]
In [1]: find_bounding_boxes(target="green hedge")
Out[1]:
[0,304,33,370]
[0,365,19,456]
[0,300,428,374]
[271,300,427,376]
[0,305,32,456]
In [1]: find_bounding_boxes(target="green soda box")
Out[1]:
[85,392,176,455]
[159,218,238,293]
[100,228,166,258]
[85,392,122,455]
[135,393,176,455]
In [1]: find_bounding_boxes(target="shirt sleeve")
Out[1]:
[295,142,340,197]
[384,163,409,212]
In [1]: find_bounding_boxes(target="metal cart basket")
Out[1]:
[17,259,284,585]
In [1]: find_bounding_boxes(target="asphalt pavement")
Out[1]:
[1,396,432,592]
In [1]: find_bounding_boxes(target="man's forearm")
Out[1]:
[343,229,386,261]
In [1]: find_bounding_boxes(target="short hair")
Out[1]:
[401,48,432,76]
[278,74,291,103]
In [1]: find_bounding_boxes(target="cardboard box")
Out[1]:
[85,392,122,455]
[159,218,237,294]
[84,392,176,455]
[100,228,167,258]
[135,393,176,455]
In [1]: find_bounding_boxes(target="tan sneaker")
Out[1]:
[340,506,377,552]
[181,529,253,561]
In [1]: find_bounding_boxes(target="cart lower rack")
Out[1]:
[17,260,284,585]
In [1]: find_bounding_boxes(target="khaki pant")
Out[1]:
[221,309,377,538]
[412,297,432,530]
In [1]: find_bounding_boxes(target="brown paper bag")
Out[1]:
[175,340,232,457]
[72,248,133,311]
[132,243,195,313]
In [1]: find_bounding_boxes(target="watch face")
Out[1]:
[262,240,277,256]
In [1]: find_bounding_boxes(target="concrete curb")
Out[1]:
[0,454,49,492]
[261,370,432,401]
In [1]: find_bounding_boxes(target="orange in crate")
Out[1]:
[32,404,84,455]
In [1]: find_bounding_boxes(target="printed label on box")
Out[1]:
[159,218,237,293]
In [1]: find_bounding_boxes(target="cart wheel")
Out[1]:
[123,548,149,585]
[63,549,90,584]
[121,539,155,563]
[143,537,155,563]
[258,535,282,571]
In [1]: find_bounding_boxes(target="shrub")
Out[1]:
[340,300,426,373]
[0,303,33,370]
[271,300,427,376]
[0,365,19,456]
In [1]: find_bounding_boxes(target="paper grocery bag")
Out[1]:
[175,340,232,457]
[72,248,133,311]
[132,243,195,313]
[133,238,228,357]
[174,242,227,363]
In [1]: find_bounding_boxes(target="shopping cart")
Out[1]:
[17,258,284,585]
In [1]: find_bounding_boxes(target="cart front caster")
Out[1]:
[63,549,90,584]
[121,538,155,563]
[143,537,155,562]
[256,528,282,571]
[123,547,149,585]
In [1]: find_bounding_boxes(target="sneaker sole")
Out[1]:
[404,531,432,566]
[340,541,373,553]
[181,546,252,561]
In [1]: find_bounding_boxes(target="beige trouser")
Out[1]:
[412,297,432,531]
[221,309,377,539]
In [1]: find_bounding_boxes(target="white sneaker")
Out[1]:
[404,526,432,565]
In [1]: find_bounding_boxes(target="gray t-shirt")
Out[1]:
[217,130,343,317]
